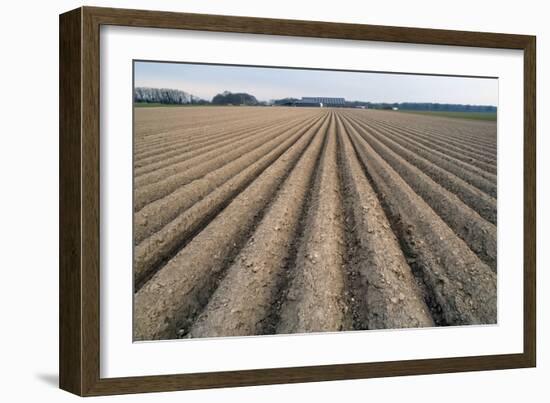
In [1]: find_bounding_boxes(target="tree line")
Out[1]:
[345,101,496,112]
[134,88,261,106]
[134,87,496,112]
[134,87,206,104]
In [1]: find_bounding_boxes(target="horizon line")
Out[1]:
[133,86,498,108]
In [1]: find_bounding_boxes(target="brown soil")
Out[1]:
[133,115,327,288]
[335,114,434,330]
[134,113,328,339]
[133,107,498,341]
[356,117,497,197]
[343,117,497,271]
[187,114,330,338]
[276,114,350,333]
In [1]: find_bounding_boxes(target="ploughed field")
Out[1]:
[133,106,497,341]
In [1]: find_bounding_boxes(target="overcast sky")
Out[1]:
[134,61,498,106]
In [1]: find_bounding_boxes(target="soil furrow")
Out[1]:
[133,114,325,245]
[342,112,497,197]
[276,114,351,334]
[351,113,497,181]
[335,114,435,329]
[134,116,298,175]
[186,115,330,338]
[134,114,318,188]
[365,114,496,157]
[133,112,330,340]
[135,107,310,143]
[365,115,497,161]
[135,113,285,148]
[134,107,294,141]
[133,107,499,340]
[344,115,497,325]
[345,114,497,224]
[134,114,319,211]
[363,110,497,151]
[134,114,301,168]
[356,115,497,173]
[345,118,497,271]
[133,114,329,291]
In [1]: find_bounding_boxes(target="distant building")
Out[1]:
[295,97,346,107]
[392,107,399,111]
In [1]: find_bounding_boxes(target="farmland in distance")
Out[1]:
[133,106,497,341]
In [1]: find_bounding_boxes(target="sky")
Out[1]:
[134,61,498,106]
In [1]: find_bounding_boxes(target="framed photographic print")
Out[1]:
[59,6,536,396]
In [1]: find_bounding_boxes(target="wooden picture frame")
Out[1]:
[59,6,536,396]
